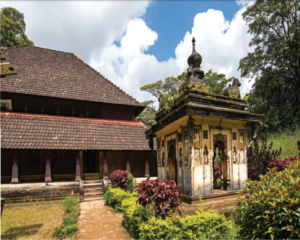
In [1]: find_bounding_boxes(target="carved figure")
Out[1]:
[203,145,209,164]
[232,147,237,163]
[223,78,241,98]
[195,148,200,165]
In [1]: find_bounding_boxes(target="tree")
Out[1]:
[238,0,300,133]
[136,100,157,128]
[137,70,234,127]
[0,7,34,47]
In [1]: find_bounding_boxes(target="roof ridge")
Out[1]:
[3,45,144,107]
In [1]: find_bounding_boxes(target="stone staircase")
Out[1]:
[83,173,103,202]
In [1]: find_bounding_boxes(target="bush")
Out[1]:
[122,197,154,238]
[61,196,79,213]
[234,160,300,239]
[139,208,236,239]
[247,132,282,180]
[269,156,300,171]
[53,196,80,238]
[110,170,129,189]
[213,164,221,179]
[135,178,182,218]
[104,187,133,211]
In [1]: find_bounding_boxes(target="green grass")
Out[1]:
[1,203,64,239]
[261,128,300,159]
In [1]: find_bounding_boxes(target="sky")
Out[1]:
[1,0,255,104]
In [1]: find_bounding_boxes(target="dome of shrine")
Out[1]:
[187,37,202,68]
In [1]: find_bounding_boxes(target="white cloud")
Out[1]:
[1,1,254,102]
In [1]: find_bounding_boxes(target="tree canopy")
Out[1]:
[0,7,34,47]
[239,0,300,133]
[137,70,234,127]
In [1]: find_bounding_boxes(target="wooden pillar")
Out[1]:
[75,151,81,181]
[86,103,89,118]
[57,100,60,115]
[144,152,150,177]
[11,150,19,184]
[72,103,75,117]
[126,151,130,173]
[41,99,44,114]
[24,96,28,113]
[80,151,83,175]
[45,151,52,182]
[103,150,108,179]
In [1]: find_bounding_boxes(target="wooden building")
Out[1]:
[1,45,157,184]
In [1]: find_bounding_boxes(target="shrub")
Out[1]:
[269,156,300,171]
[104,187,134,211]
[61,196,79,213]
[53,196,80,238]
[234,160,300,239]
[247,131,282,180]
[122,197,154,238]
[135,178,182,218]
[139,208,236,239]
[127,173,134,193]
[110,170,129,189]
[213,164,221,178]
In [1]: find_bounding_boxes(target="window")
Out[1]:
[203,130,208,139]
[233,132,237,140]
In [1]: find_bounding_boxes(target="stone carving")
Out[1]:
[223,78,241,99]
[179,37,206,94]
[157,150,161,167]
[179,148,183,167]
[232,147,237,163]
[194,148,201,165]
[203,145,209,164]
[240,150,245,163]
[194,128,200,140]
[184,141,189,166]
[162,152,165,167]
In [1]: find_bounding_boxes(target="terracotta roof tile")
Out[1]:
[0,112,153,151]
[1,45,142,107]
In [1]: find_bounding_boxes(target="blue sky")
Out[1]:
[143,1,241,61]
[2,1,253,102]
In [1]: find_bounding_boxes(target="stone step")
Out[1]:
[83,180,102,184]
[84,192,103,197]
[82,196,104,202]
[84,187,103,193]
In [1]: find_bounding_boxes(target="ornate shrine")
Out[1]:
[146,37,264,203]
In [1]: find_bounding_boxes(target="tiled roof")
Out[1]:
[0,112,152,151]
[1,45,142,107]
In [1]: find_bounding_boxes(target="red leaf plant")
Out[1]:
[269,156,300,172]
[214,164,221,179]
[135,178,182,218]
[110,170,129,189]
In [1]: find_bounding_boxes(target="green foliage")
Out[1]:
[61,196,79,213]
[53,196,80,238]
[127,173,135,193]
[104,187,132,212]
[139,208,236,240]
[234,161,300,239]
[122,197,154,238]
[202,69,234,95]
[239,0,300,134]
[135,100,157,128]
[0,7,34,47]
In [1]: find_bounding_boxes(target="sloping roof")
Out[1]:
[0,112,152,151]
[1,45,142,107]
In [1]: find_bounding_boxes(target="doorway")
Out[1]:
[86,151,95,173]
[168,145,177,182]
[213,141,227,190]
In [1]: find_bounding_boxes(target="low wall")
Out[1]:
[1,182,79,204]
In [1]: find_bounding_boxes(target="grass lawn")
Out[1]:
[1,203,64,239]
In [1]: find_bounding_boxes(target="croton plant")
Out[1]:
[110,170,129,189]
[135,178,182,218]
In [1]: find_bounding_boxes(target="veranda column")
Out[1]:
[144,152,150,177]
[45,151,52,183]
[103,150,108,179]
[126,152,130,173]
[11,151,19,184]
[75,151,81,181]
